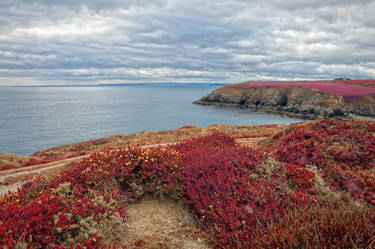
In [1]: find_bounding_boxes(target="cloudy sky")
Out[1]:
[0,0,374,85]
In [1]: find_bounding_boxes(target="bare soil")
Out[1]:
[0,155,86,195]
[123,197,210,249]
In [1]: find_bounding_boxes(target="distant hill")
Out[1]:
[98,82,229,87]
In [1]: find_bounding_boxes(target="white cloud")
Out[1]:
[13,15,110,38]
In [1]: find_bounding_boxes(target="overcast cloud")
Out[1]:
[0,0,374,85]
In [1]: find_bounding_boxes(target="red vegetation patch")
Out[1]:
[0,181,124,248]
[179,125,197,129]
[1,130,375,248]
[284,163,315,190]
[228,80,375,96]
[269,120,375,170]
[267,120,375,204]
[332,79,375,86]
[0,164,17,171]
[241,199,375,249]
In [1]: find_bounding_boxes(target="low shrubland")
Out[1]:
[265,120,375,205]
[1,120,375,248]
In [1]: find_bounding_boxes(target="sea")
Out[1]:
[0,84,303,156]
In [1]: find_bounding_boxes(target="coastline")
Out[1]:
[193,100,375,122]
[193,81,375,121]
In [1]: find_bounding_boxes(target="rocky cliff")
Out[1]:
[194,85,375,119]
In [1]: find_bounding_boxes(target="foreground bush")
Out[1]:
[267,120,375,205]
[221,198,375,249]
[269,120,375,170]
[0,182,125,248]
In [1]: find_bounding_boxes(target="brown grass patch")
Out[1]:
[122,197,210,249]
[0,153,28,167]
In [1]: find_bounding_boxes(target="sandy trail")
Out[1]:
[123,198,210,248]
[0,138,265,196]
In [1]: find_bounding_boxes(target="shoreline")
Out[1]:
[193,100,375,122]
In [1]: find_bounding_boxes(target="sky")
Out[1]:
[0,0,374,86]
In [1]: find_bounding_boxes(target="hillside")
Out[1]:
[1,120,375,248]
[0,124,285,171]
[194,79,375,119]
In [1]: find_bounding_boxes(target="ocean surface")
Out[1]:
[0,85,303,155]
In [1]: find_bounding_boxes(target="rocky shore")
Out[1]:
[194,85,375,120]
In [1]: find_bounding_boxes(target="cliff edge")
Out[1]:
[194,81,375,119]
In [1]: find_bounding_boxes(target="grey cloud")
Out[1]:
[0,0,374,85]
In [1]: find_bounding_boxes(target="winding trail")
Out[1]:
[0,138,265,196]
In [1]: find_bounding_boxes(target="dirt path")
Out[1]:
[123,198,210,248]
[0,155,87,195]
[0,138,266,196]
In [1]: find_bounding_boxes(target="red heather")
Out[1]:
[239,80,375,96]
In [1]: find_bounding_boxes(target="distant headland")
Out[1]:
[194,79,375,120]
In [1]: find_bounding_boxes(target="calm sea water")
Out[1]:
[0,85,303,155]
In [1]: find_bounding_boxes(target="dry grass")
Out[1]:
[122,197,210,249]
[42,124,285,154]
[0,153,28,167]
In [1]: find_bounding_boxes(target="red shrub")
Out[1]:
[284,163,315,189]
[0,186,120,248]
[268,120,375,204]
[270,120,375,170]
[231,199,375,249]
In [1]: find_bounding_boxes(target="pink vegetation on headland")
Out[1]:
[236,80,375,96]
[332,79,375,86]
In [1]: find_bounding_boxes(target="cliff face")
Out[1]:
[195,85,375,118]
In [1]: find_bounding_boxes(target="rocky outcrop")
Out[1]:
[194,85,375,119]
